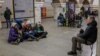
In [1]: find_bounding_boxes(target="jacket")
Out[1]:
[8,27,18,42]
[33,25,44,32]
[4,9,12,19]
[79,20,97,44]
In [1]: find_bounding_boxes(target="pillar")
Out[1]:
[97,0,100,55]
[35,2,44,23]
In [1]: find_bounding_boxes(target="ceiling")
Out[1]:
[52,0,96,4]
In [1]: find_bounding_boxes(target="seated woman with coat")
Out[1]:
[8,22,21,45]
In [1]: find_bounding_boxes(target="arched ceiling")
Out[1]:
[68,0,77,4]
[82,0,89,4]
[52,0,60,3]
[52,0,95,4]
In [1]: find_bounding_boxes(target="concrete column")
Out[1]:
[54,7,64,20]
[97,0,100,55]
[35,2,44,23]
[35,7,41,23]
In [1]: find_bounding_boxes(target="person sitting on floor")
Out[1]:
[57,13,65,26]
[8,22,21,45]
[33,22,48,39]
[21,19,37,41]
[68,16,97,55]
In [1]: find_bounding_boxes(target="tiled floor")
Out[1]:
[0,19,96,56]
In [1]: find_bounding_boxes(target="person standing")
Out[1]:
[80,6,85,18]
[4,7,12,28]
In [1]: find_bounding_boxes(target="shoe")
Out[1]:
[68,51,77,55]
[11,42,20,45]
[36,38,39,41]
[42,36,47,39]
[77,48,82,51]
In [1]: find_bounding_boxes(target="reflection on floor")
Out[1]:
[0,18,96,56]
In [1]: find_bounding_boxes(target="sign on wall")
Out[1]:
[65,2,76,17]
[68,2,75,13]
[14,0,34,18]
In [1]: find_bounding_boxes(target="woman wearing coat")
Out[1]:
[8,22,21,44]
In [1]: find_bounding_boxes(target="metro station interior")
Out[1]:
[0,0,100,56]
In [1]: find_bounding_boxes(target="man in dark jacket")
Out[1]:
[68,16,97,55]
[4,7,12,28]
[57,13,65,26]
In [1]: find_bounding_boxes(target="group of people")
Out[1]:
[80,6,98,19]
[57,10,83,27]
[67,6,98,55]
[57,12,82,27]
[3,7,48,45]
[68,13,83,27]
[3,7,98,55]
[57,7,98,56]
[8,19,48,45]
[57,6,98,28]
[67,6,96,27]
